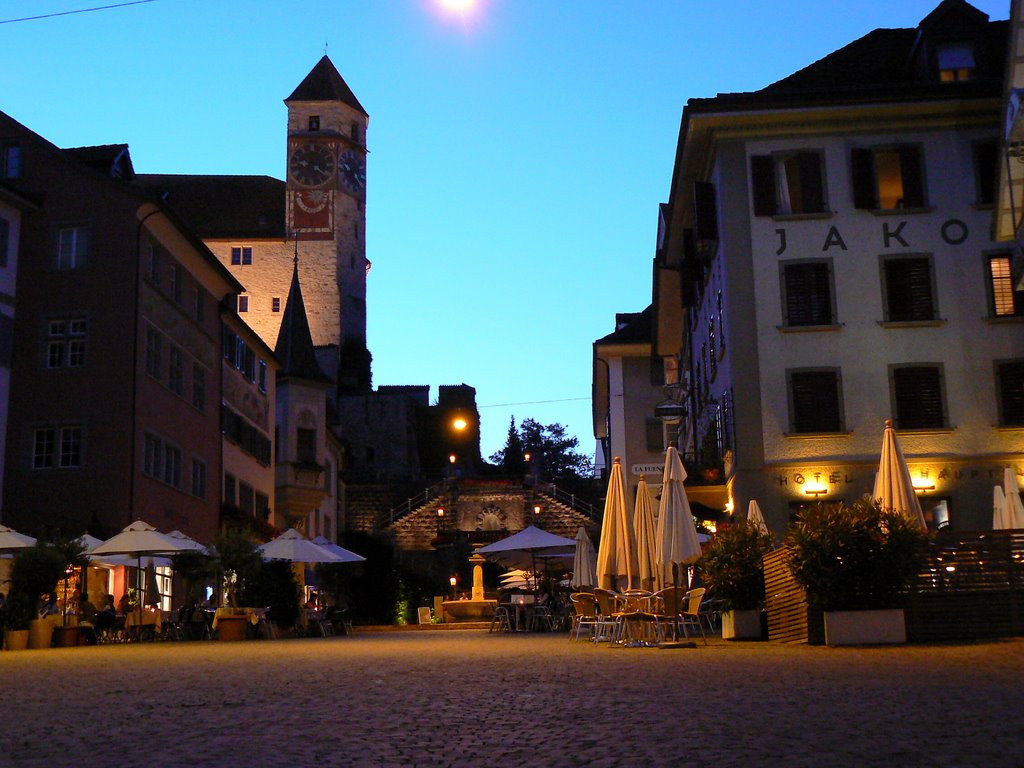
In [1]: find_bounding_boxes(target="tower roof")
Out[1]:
[275,256,331,385]
[285,55,367,116]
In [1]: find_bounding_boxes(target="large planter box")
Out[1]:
[824,608,906,646]
[52,625,80,648]
[28,619,53,649]
[4,629,29,651]
[216,615,249,641]
[722,609,763,640]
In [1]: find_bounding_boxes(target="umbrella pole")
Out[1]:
[137,555,143,641]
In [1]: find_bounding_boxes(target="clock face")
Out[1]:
[289,142,335,187]
[338,149,366,196]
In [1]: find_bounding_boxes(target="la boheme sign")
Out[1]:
[632,464,665,476]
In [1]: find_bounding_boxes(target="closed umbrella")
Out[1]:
[656,447,703,592]
[259,529,346,563]
[993,486,1009,530]
[311,535,366,563]
[873,420,926,530]
[747,500,770,535]
[596,457,639,591]
[1003,467,1024,530]
[571,528,596,590]
[634,475,660,592]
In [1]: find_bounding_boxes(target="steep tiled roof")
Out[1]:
[275,258,331,385]
[285,55,367,116]
[134,174,286,239]
[63,144,134,179]
[595,305,652,346]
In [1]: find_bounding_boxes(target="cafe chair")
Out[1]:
[593,588,624,643]
[489,604,513,633]
[569,593,599,641]
[679,588,708,645]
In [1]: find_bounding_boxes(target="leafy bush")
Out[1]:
[212,529,262,607]
[243,560,300,629]
[701,520,775,611]
[9,543,66,623]
[785,500,927,612]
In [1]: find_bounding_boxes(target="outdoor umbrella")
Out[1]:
[311,535,366,563]
[634,475,660,592]
[872,420,927,530]
[571,527,597,590]
[656,447,703,592]
[477,526,576,588]
[0,524,36,553]
[1003,467,1024,530]
[259,529,347,563]
[144,563,161,607]
[167,530,209,554]
[747,500,770,536]
[993,485,1009,530]
[89,520,192,631]
[596,457,639,591]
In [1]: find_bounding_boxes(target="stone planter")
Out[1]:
[52,625,80,648]
[28,618,53,649]
[722,609,763,640]
[216,615,249,641]
[824,608,906,646]
[4,629,29,651]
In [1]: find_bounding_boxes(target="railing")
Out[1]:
[385,483,445,526]
[542,484,599,521]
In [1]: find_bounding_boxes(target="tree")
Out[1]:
[489,418,593,483]
[493,416,526,476]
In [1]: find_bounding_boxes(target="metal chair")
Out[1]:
[489,604,513,633]
[679,588,708,645]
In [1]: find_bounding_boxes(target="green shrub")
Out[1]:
[701,520,775,611]
[785,499,927,612]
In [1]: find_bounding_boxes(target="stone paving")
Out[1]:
[1,631,1022,767]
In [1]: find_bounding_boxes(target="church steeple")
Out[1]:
[274,254,330,384]
[285,55,367,117]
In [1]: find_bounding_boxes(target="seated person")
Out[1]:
[38,593,59,617]
[94,595,117,634]
[77,596,98,645]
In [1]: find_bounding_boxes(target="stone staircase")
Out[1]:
[345,482,439,533]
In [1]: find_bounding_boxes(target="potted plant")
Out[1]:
[51,538,87,647]
[9,544,65,649]
[211,529,262,640]
[785,499,927,646]
[701,519,775,640]
[1,592,36,650]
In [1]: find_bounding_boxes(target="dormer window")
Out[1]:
[937,42,975,82]
[308,115,320,131]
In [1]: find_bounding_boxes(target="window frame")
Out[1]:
[751,149,828,217]
[851,144,928,211]
[994,359,1024,427]
[786,367,845,434]
[779,258,837,328]
[889,363,949,430]
[879,254,938,323]
[190,457,207,499]
[986,252,1024,318]
[230,246,253,266]
[56,225,90,271]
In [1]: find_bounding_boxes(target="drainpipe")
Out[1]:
[128,208,161,522]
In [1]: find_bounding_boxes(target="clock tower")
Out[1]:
[285,56,370,393]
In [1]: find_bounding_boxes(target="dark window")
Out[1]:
[258,360,267,393]
[163,444,182,488]
[996,361,1024,427]
[788,369,843,433]
[169,263,183,304]
[974,139,999,206]
[297,428,317,464]
[852,146,926,210]
[143,433,162,478]
[645,418,663,452]
[230,246,252,266]
[782,261,834,326]
[192,364,206,411]
[988,254,1024,317]
[751,152,826,216]
[224,473,236,506]
[148,242,161,284]
[693,181,718,243]
[145,327,162,378]
[0,217,9,267]
[33,428,56,469]
[892,365,946,429]
[255,492,270,520]
[239,482,254,515]
[46,318,86,368]
[272,297,281,313]
[309,116,320,131]
[194,287,205,323]
[238,295,249,313]
[168,345,184,396]
[883,257,935,321]
[649,357,664,386]
[1,144,20,178]
[57,226,90,270]
[191,458,207,499]
[0,313,12,368]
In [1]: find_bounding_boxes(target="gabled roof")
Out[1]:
[285,55,367,117]
[63,144,135,179]
[595,305,652,346]
[274,257,331,385]
[134,174,286,239]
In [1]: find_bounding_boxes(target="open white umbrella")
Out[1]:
[167,530,209,554]
[872,420,927,530]
[311,535,366,563]
[478,526,575,573]
[0,524,36,553]
[656,447,703,592]
[634,475,660,592]
[90,520,192,631]
[596,457,639,591]
[571,528,596,590]
[993,485,1009,530]
[259,529,346,563]
[1003,467,1024,530]
[747,500,770,535]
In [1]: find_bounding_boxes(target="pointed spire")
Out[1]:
[285,55,367,116]
[274,250,330,384]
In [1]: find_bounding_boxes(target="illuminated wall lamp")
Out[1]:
[912,479,935,494]
[803,484,828,497]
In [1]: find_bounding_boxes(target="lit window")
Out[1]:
[852,146,926,210]
[988,255,1023,317]
[937,42,975,82]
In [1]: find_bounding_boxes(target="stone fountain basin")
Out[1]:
[442,599,496,623]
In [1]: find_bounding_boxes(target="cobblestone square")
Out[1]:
[1,632,1022,767]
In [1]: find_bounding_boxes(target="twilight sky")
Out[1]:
[1,0,1010,459]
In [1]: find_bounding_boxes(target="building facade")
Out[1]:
[654,0,1023,534]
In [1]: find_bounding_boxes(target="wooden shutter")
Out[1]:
[851,148,877,209]
[790,370,841,433]
[898,145,926,207]
[784,262,832,326]
[693,181,718,242]
[997,361,1024,426]
[885,257,934,321]
[975,140,998,206]
[893,366,944,429]
[750,155,776,216]
[797,152,825,213]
